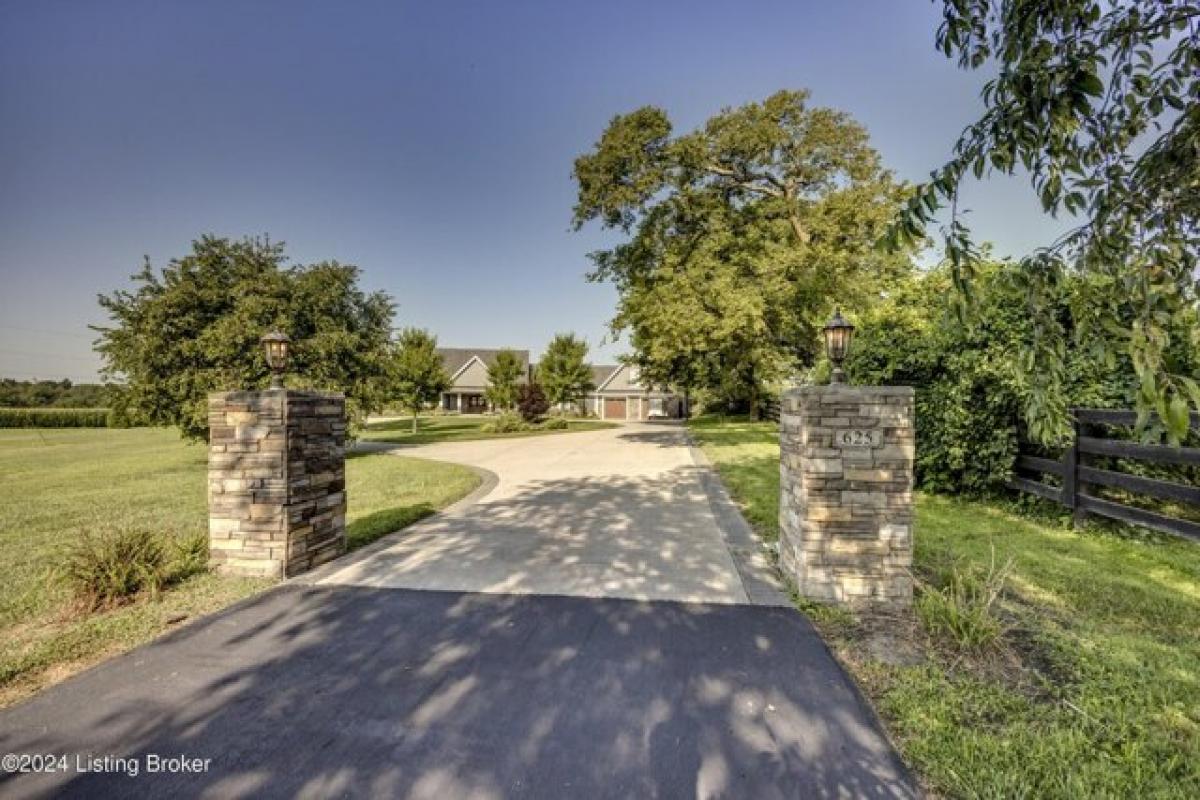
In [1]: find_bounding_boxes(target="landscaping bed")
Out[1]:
[0,427,479,707]
[689,415,1200,798]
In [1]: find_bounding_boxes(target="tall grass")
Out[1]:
[916,546,1013,651]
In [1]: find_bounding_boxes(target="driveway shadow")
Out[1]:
[0,586,917,799]
[614,425,691,449]
[319,466,750,604]
[346,504,436,551]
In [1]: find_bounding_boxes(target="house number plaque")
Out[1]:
[837,429,876,448]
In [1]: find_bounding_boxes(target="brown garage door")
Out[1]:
[604,397,627,420]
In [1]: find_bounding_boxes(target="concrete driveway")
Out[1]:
[0,422,917,799]
[317,423,785,605]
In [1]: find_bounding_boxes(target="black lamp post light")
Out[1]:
[822,309,855,384]
[260,331,291,389]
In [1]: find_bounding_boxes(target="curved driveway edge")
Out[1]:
[317,424,760,605]
[292,461,501,588]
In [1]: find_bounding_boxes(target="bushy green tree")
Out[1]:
[538,333,593,409]
[893,1,1200,444]
[849,265,1026,493]
[849,257,1200,493]
[573,89,914,415]
[485,349,523,411]
[94,236,394,440]
[390,328,450,433]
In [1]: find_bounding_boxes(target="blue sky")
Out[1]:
[0,0,1064,382]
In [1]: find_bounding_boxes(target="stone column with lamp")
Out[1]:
[206,331,348,578]
[778,310,915,609]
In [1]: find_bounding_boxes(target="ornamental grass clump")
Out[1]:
[61,528,170,611]
[170,531,211,582]
[916,547,1013,652]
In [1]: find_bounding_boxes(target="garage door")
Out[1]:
[604,398,627,420]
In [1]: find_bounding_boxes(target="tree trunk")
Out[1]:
[412,411,418,434]
[787,213,810,245]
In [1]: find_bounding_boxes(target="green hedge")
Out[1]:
[0,408,111,428]
[847,261,1200,495]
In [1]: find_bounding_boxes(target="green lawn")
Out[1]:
[689,415,1200,798]
[0,427,478,706]
[361,414,614,445]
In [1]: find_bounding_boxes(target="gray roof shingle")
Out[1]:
[590,364,618,388]
[437,348,531,377]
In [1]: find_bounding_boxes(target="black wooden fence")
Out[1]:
[1009,408,1200,541]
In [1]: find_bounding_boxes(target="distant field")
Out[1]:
[361,414,614,445]
[0,427,478,706]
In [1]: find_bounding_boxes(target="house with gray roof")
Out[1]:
[437,347,683,420]
[582,363,684,421]
[436,348,530,413]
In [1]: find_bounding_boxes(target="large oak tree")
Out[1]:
[572,90,913,413]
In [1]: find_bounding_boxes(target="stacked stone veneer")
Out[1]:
[778,385,914,608]
[208,389,347,578]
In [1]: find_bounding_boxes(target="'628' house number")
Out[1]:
[837,429,876,448]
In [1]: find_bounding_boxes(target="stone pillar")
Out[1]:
[207,389,347,578]
[778,385,914,608]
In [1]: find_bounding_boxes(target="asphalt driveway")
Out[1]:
[0,422,917,799]
[0,587,915,799]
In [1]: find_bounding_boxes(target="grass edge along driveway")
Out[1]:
[0,427,479,708]
[360,414,614,445]
[688,414,1200,799]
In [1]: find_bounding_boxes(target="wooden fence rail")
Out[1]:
[1009,408,1200,541]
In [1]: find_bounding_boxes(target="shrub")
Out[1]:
[516,380,550,422]
[847,260,1199,494]
[916,549,1013,652]
[0,408,109,428]
[481,413,530,433]
[170,532,211,581]
[848,266,1025,493]
[541,417,568,430]
[62,529,169,611]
